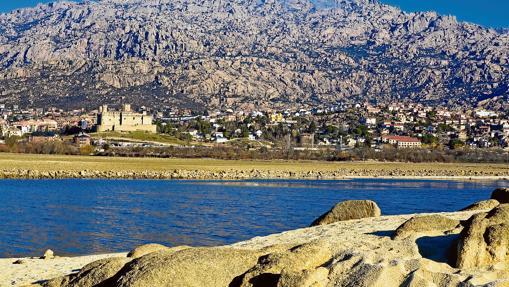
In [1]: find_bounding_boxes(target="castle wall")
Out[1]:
[96,109,157,133]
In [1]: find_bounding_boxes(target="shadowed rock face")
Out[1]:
[67,257,130,287]
[311,200,381,226]
[491,188,509,204]
[456,204,509,269]
[393,215,460,239]
[0,0,508,109]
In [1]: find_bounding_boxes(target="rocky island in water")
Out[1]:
[3,188,509,287]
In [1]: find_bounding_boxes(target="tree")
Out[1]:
[353,125,367,137]
[240,126,250,138]
[449,139,465,150]
[5,136,20,148]
[308,121,317,133]
[437,123,454,133]
[421,134,439,147]
[79,145,95,155]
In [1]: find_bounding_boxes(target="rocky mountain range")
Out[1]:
[0,0,508,110]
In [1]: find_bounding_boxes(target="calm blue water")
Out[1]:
[0,179,507,258]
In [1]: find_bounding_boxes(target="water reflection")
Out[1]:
[0,179,507,257]
[194,179,502,190]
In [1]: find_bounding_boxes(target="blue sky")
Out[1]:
[0,0,56,12]
[1,0,508,28]
[381,0,508,28]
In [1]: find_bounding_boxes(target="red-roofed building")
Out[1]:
[382,135,422,148]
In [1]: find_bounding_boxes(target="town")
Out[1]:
[0,102,508,162]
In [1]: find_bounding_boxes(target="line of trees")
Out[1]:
[1,136,508,163]
[94,146,509,164]
[0,137,83,155]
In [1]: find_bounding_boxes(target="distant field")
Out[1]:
[0,153,508,177]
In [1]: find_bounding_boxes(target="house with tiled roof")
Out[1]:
[382,135,422,148]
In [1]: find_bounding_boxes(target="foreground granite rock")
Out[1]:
[456,204,509,269]
[66,257,129,287]
[461,199,500,211]
[311,200,381,226]
[393,215,460,239]
[491,188,509,204]
[114,248,264,287]
[126,244,174,259]
[236,241,332,287]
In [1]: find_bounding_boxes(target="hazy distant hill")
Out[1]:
[0,0,508,110]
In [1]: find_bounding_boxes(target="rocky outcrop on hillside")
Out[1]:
[0,0,508,109]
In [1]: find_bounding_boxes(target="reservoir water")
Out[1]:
[0,179,507,258]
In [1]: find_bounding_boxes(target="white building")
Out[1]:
[382,135,422,148]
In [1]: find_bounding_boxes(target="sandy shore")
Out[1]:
[0,253,126,287]
[0,210,485,287]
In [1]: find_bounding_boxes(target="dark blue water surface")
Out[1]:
[0,179,508,258]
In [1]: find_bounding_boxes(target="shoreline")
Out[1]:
[0,153,508,181]
[0,168,508,181]
[0,253,127,287]
[0,172,508,181]
[0,210,494,286]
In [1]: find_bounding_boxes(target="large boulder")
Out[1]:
[327,256,408,287]
[327,252,463,287]
[491,188,509,204]
[403,267,464,287]
[112,247,262,287]
[41,276,71,287]
[278,267,329,287]
[67,257,130,287]
[393,215,461,240]
[456,204,509,269]
[41,258,130,287]
[237,241,332,287]
[461,199,499,211]
[311,200,381,226]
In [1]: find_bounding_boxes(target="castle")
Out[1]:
[95,104,157,133]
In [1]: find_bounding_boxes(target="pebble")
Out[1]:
[41,249,54,260]
[12,259,26,265]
